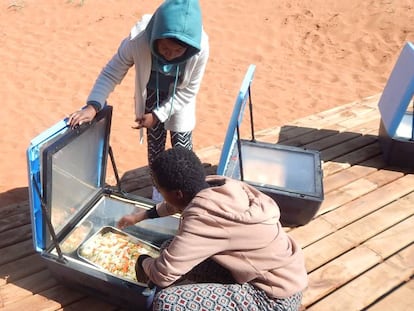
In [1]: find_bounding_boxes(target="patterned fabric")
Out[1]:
[145,88,193,167]
[152,240,303,311]
[153,283,303,311]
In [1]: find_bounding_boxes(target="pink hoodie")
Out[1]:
[143,175,308,298]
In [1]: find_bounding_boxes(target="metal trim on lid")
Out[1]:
[217,64,256,175]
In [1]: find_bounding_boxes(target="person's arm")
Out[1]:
[117,209,148,229]
[67,33,136,128]
[141,211,228,288]
[117,202,179,229]
[86,35,135,108]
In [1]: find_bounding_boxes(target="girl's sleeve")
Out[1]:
[86,35,135,108]
[142,211,227,288]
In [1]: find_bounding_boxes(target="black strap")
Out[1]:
[32,175,66,263]
[146,206,160,219]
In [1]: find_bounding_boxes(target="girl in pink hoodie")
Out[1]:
[118,147,308,310]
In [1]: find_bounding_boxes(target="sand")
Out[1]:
[1,0,414,206]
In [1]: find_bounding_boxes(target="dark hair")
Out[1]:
[169,37,189,48]
[150,147,207,196]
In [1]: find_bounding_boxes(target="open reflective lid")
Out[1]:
[378,42,414,137]
[27,106,112,252]
[217,65,323,198]
[217,64,256,175]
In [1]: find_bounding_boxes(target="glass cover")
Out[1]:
[47,117,108,234]
[395,111,413,139]
[224,141,319,195]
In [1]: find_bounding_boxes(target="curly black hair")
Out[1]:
[150,147,208,196]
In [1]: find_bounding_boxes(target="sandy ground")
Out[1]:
[1,0,414,206]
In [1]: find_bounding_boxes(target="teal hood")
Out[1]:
[147,0,202,64]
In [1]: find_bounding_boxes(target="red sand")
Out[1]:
[1,0,414,206]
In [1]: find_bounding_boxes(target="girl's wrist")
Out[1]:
[146,206,159,219]
[86,101,101,113]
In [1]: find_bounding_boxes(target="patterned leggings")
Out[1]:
[151,240,303,311]
[145,89,193,167]
[153,283,303,311]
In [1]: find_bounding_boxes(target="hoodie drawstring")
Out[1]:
[156,60,160,110]
[169,65,180,118]
[155,60,180,121]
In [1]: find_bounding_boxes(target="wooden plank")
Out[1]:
[332,141,381,166]
[0,187,30,209]
[0,224,32,249]
[129,186,152,199]
[254,127,288,144]
[296,120,380,156]
[322,164,377,194]
[317,100,377,121]
[0,202,30,234]
[3,95,413,311]
[302,245,381,307]
[277,128,340,148]
[346,117,381,135]
[306,243,414,310]
[0,201,29,218]
[318,168,402,216]
[304,131,361,152]
[288,217,336,248]
[244,123,319,146]
[56,297,121,311]
[318,178,379,215]
[368,278,414,311]
[322,161,351,177]
[0,254,47,286]
[322,154,386,180]
[291,177,414,254]
[358,154,387,169]
[323,174,414,229]
[291,98,378,129]
[286,113,378,151]
[0,239,35,266]
[337,111,380,131]
[304,195,414,272]
[363,214,414,259]
[0,211,31,235]
[320,134,378,162]
[357,94,381,108]
[277,126,318,143]
[0,269,58,307]
[0,285,86,311]
[118,166,152,193]
[288,106,377,141]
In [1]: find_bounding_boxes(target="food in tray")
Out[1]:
[78,227,159,282]
[60,221,92,253]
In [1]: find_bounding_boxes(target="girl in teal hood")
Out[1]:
[68,0,209,202]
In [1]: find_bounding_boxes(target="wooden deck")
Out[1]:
[1,93,414,310]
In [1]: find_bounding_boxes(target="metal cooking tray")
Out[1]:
[77,226,160,283]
